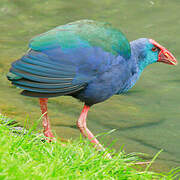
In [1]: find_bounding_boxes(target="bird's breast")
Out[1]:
[73,63,132,106]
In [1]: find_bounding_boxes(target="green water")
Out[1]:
[0,0,179,171]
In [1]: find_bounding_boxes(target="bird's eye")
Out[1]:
[152,47,158,52]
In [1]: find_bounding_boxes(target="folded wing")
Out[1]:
[8,50,87,97]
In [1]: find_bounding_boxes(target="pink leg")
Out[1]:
[77,104,111,158]
[39,98,54,138]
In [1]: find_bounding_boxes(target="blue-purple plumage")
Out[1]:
[7,20,162,106]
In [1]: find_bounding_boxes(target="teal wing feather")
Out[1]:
[7,50,87,98]
[29,20,131,59]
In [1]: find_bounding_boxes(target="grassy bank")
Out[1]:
[0,115,179,180]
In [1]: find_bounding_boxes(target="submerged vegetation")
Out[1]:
[0,115,179,180]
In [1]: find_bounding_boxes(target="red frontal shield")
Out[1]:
[149,39,177,65]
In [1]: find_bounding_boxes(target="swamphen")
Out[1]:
[7,20,177,151]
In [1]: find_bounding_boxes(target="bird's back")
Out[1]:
[30,20,131,59]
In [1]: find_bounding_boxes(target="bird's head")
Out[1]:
[132,38,178,72]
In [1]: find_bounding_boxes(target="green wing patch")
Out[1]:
[30,20,131,59]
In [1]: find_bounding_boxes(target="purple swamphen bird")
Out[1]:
[7,20,177,151]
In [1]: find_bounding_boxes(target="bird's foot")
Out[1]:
[44,130,56,142]
[43,131,67,146]
[134,161,151,165]
[45,137,56,143]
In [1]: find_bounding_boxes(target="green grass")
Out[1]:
[0,115,179,180]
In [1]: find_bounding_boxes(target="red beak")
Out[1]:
[149,39,178,66]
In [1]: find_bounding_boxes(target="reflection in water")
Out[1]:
[0,0,179,171]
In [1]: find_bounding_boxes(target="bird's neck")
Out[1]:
[130,40,148,75]
[120,41,147,92]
